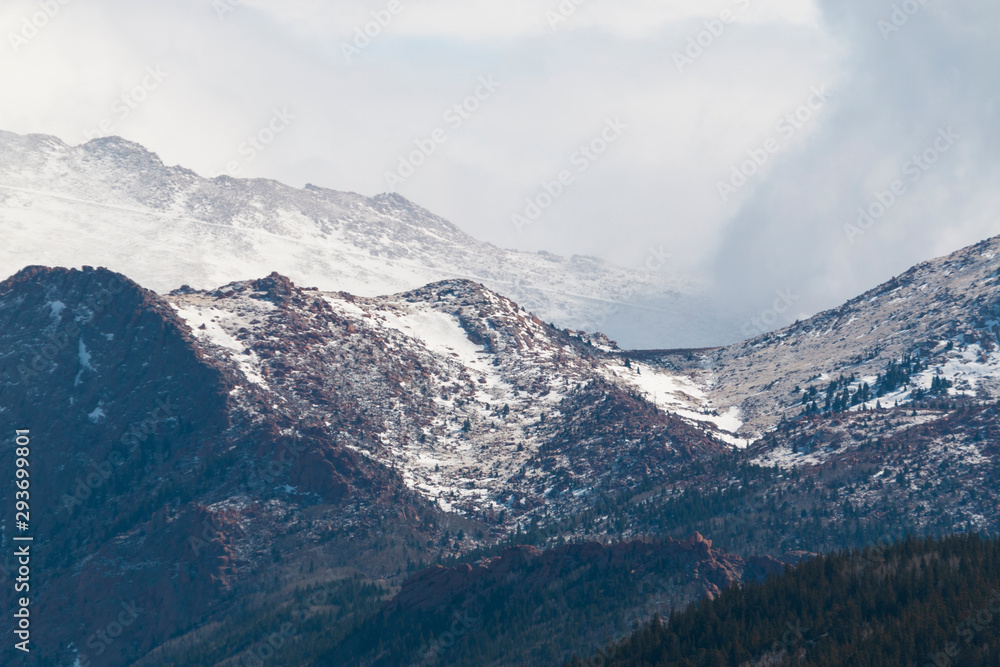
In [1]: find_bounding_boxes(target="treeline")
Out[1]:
[570,533,1000,666]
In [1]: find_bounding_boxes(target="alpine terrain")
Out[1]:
[1,227,1000,664]
[0,130,721,350]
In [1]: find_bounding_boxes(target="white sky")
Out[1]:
[0,0,997,334]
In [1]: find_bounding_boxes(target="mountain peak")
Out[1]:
[0,264,136,298]
[80,134,166,167]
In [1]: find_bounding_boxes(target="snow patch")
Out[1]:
[380,308,484,365]
[74,338,95,386]
[78,338,94,370]
[171,304,243,352]
[602,360,747,444]
[170,302,269,387]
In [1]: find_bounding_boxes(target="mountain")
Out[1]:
[0,129,721,349]
[647,235,1000,435]
[0,266,443,666]
[162,271,743,526]
[2,231,1000,664]
[574,236,1000,562]
[0,265,737,666]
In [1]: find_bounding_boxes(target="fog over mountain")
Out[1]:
[0,129,728,349]
[2,1,996,343]
[2,2,1000,665]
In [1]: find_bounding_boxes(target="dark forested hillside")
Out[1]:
[572,534,1000,667]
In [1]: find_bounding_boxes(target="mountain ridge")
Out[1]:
[0,129,720,349]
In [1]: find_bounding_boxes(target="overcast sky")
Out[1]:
[1,0,997,333]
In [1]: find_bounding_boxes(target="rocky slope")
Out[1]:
[0,265,731,666]
[691,236,1000,435]
[389,532,787,615]
[162,272,743,529]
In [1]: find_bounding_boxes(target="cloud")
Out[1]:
[0,0,995,347]
[706,0,1000,338]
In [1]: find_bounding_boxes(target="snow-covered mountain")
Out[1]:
[166,273,742,523]
[0,130,722,349]
[694,235,1000,435]
[5,231,1000,663]
[5,128,1000,665]
[0,265,734,665]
